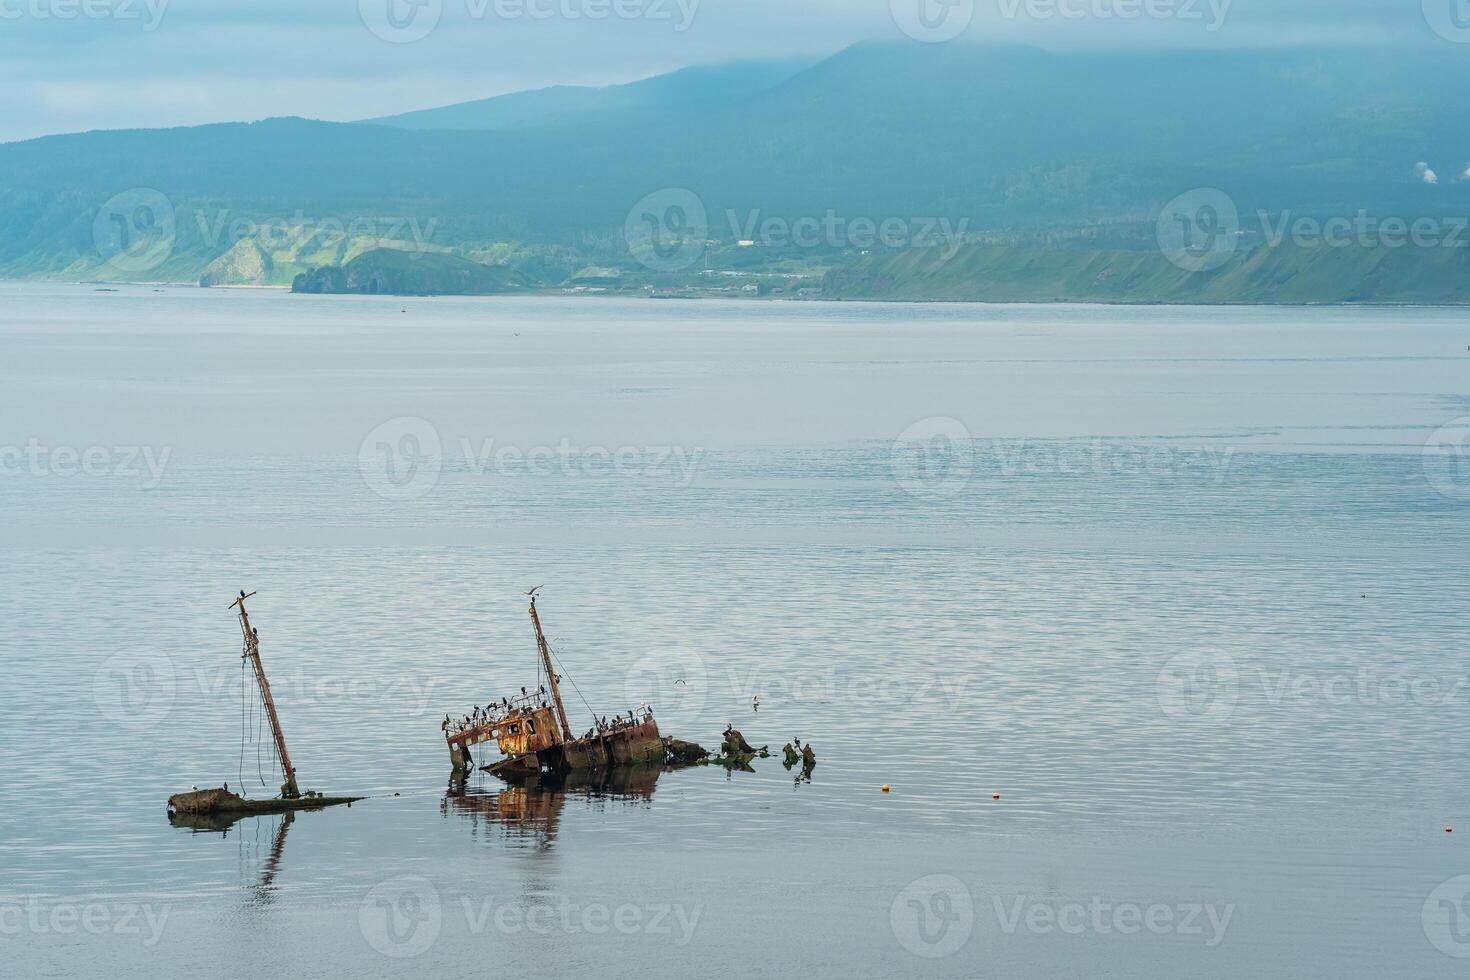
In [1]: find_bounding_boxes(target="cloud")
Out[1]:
[0,0,1447,143]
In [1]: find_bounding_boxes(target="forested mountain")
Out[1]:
[3,42,1469,293]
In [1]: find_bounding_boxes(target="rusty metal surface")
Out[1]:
[448,705,561,756]
[444,592,664,776]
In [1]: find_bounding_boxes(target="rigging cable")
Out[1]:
[547,642,597,724]
[257,681,266,787]
[238,654,247,789]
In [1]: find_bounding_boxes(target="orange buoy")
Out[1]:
[881,784,890,793]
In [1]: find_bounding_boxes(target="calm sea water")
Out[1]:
[2,282,1469,978]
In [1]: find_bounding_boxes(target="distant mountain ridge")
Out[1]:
[364,58,815,131]
[5,42,1470,300]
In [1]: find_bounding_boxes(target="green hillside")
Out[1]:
[194,226,445,287]
[826,241,1470,305]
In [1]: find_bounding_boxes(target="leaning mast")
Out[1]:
[527,588,572,742]
[232,591,300,800]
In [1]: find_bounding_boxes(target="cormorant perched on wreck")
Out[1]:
[722,725,756,756]
[445,590,667,777]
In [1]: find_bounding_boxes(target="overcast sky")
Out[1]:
[0,0,1450,143]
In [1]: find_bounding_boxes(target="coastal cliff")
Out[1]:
[292,248,529,296]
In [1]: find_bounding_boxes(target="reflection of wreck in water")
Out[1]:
[167,808,295,906]
[444,589,666,780]
[443,766,666,849]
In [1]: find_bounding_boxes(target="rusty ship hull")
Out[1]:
[470,718,664,780]
[446,591,669,782]
[546,718,664,770]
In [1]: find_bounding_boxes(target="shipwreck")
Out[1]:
[166,592,361,820]
[445,588,698,779]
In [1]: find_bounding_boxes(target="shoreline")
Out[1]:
[19,280,1470,310]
